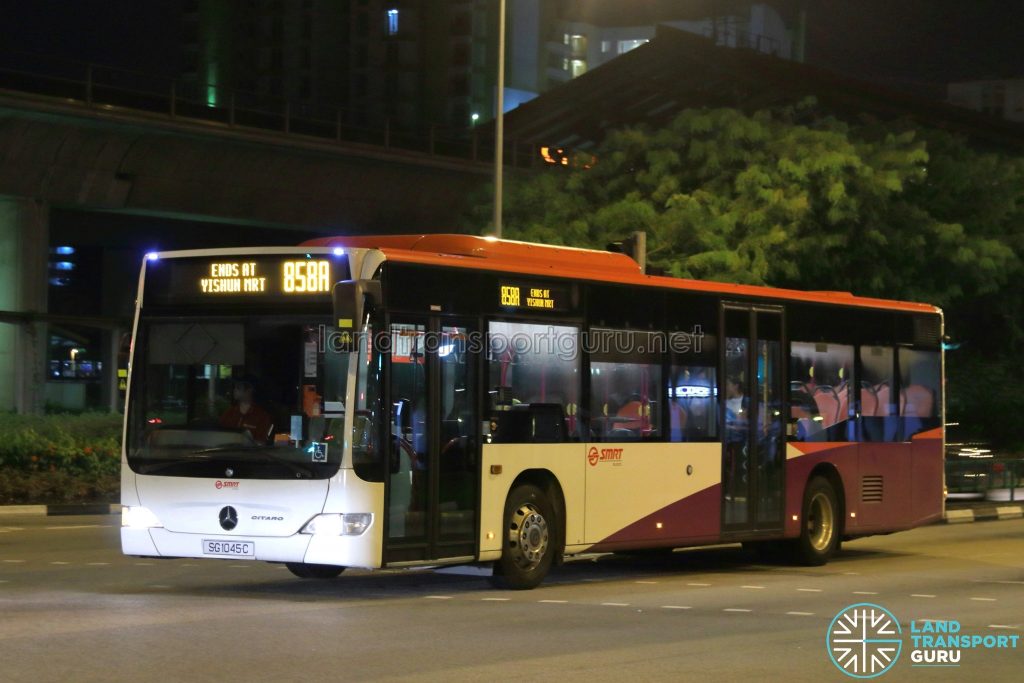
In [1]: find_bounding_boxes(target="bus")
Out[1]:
[121,234,944,589]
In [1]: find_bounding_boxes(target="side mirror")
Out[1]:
[332,279,382,351]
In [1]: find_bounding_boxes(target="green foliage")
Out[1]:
[0,413,122,503]
[470,103,1024,448]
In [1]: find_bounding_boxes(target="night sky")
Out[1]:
[1,1,1020,97]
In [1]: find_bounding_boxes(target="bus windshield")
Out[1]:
[126,316,348,479]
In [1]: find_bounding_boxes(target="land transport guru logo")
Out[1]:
[827,602,1020,677]
[827,603,902,678]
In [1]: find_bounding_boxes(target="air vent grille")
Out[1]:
[861,475,884,503]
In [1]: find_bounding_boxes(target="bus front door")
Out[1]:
[721,305,785,534]
[384,318,478,564]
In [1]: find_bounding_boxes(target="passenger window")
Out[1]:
[588,329,662,441]
[859,345,897,442]
[668,327,717,441]
[789,342,854,442]
[487,321,580,440]
[899,348,941,439]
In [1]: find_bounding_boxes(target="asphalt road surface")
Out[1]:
[1,515,1021,682]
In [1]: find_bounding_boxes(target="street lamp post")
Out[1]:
[493,0,506,238]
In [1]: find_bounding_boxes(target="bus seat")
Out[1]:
[874,383,892,416]
[812,386,840,428]
[615,400,646,433]
[860,385,878,416]
[901,384,935,417]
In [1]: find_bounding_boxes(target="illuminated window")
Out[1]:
[570,59,587,78]
[601,40,610,53]
[387,9,398,35]
[617,38,648,54]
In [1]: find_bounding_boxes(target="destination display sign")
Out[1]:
[143,255,350,307]
[498,281,572,313]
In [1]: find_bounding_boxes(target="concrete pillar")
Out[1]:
[0,197,49,414]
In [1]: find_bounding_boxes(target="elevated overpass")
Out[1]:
[0,60,538,413]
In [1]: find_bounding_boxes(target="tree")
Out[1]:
[469,103,1024,448]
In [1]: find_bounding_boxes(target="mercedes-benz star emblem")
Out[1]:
[225,467,234,478]
[219,506,238,531]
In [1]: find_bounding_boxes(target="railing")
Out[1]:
[0,48,540,169]
[946,457,1024,502]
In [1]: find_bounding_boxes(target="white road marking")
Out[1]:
[149,585,171,589]
[87,562,109,566]
[911,594,936,598]
[2,560,25,564]
[787,611,815,616]
[50,561,70,565]
[0,527,25,533]
[539,599,568,604]
[481,597,510,602]
[180,564,199,567]
[661,605,692,610]
[228,564,251,568]
[842,572,860,576]
[724,608,753,613]
[44,525,111,530]
[635,581,658,585]
[601,602,629,607]
[687,582,711,587]
[742,585,765,590]
[134,562,154,566]
[424,596,452,600]
[797,588,822,593]
[989,624,1021,630]
[853,591,878,595]
[970,597,997,602]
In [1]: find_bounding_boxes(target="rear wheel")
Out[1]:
[791,476,840,566]
[490,484,556,590]
[285,562,346,579]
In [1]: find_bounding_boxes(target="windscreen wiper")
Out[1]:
[190,445,318,478]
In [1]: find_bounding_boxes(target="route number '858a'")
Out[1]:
[283,260,330,293]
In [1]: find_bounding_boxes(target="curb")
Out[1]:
[943,504,1024,524]
[0,504,121,517]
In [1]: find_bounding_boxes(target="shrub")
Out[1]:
[0,412,122,504]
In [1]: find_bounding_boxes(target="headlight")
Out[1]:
[122,506,163,529]
[301,513,373,536]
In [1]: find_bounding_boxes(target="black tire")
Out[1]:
[285,562,346,579]
[489,484,556,590]
[791,476,840,566]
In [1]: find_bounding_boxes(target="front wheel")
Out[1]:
[490,484,556,590]
[791,476,840,566]
[285,562,346,579]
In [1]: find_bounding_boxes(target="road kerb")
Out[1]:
[996,506,1024,520]
[943,509,975,524]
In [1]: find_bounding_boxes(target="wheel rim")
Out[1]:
[508,502,549,571]
[807,491,835,552]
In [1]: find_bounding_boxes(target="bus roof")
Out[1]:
[301,234,940,315]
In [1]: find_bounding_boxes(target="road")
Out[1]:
[1,515,1021,682]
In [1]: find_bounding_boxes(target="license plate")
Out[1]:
[202,539,255,558]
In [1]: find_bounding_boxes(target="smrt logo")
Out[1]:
[215,480,240,490]
[827,602,903,678]
[588,446,623,466]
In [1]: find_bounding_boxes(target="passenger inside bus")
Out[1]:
[219,375,274,443]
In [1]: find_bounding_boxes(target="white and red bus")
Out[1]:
[121,235,944,588]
